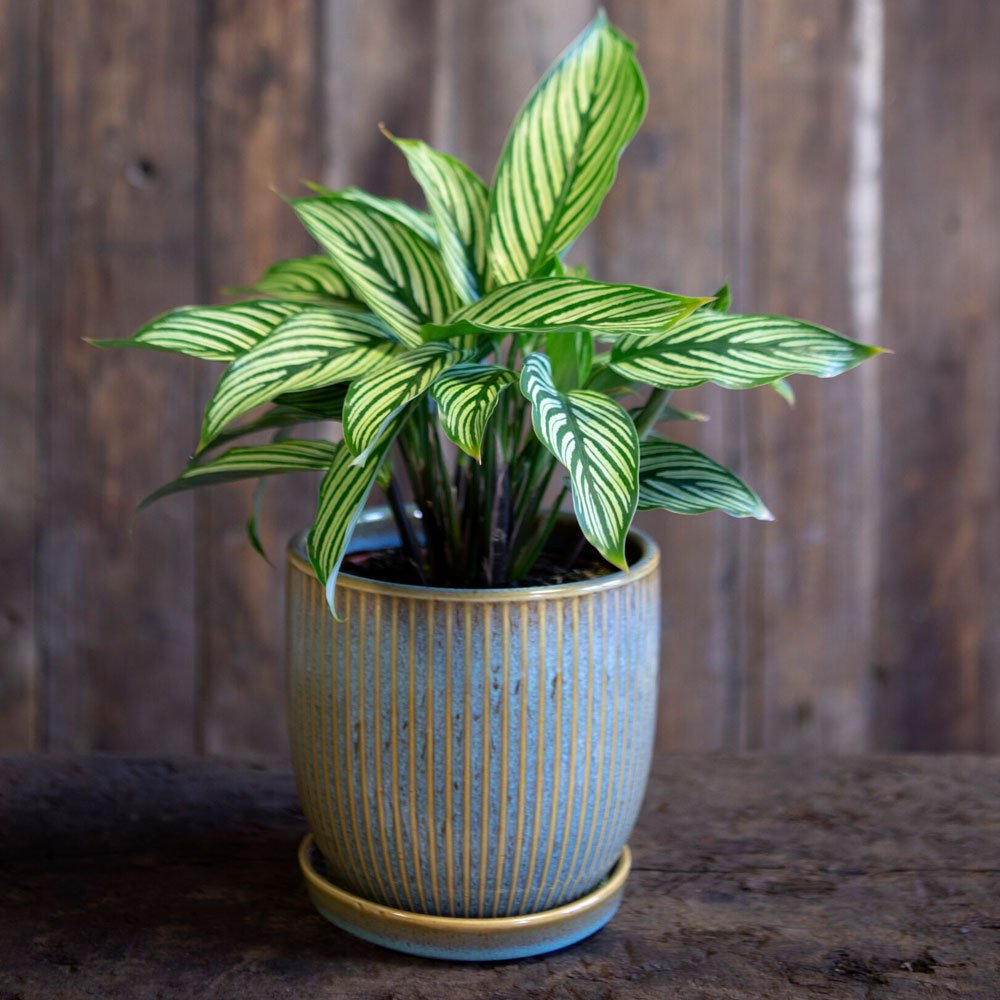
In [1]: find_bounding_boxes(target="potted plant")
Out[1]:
[93,13,881,961]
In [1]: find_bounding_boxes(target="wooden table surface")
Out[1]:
[1,754,998,999]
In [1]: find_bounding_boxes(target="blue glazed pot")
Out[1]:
[286,508,660,959]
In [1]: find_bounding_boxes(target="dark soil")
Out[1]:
[342,545,616,589]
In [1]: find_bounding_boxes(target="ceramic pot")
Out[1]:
[286,508,660,959]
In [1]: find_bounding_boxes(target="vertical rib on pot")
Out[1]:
[286,512,659,918]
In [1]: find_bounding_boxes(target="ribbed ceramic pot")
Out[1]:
[286,508,659,958]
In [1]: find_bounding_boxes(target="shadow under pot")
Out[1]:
[286,508,660,961]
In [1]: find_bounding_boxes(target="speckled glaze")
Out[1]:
[286,509,659,957]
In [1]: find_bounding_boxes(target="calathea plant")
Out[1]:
[93,12,881,608]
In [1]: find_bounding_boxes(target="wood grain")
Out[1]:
[40,0,200,752]
[0,1,42,749]
[2,753,999,997]
[597,0,741,750]
[198,0,324,756]
[322,0,437,198]
[737,1,877,751]
[2,0,1000,755]
[876,0,1000,751]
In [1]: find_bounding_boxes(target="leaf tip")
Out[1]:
[324,576,345,621]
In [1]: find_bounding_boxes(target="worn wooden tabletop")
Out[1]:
[1,754,998,999]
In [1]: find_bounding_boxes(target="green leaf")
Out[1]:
[519,353,638,569]
[609,312,883,390]
[638,438,772,520]
[488,12,647,285]
[770,378,796,405]
[199,309,398,449]
[272,383,351,417]
[291,196,459,347]
[430,363,517,460]
[89,301,302,361]
[304,182,439,246]
[628,403,709,424]
[200,383,351,454]
[308,412,410,613]
[707,282,731,313]
[386,132,489,303]
[343,342,470,461]
[225,255,360,307]
[547,330,593,391]
[139,439,337,510]
[244,426,299,566]
[246,475,271,563]
[425,277,709,339]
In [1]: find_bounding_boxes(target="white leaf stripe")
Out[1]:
[292,197,459,347]
[430,363,517,460]
[308,413,409,612]
[390,135,489,303]
[344,342,469,461]
[139,440,337,509]
[487,13,646,285]
[90,301,302,361]
[305,182,440,246]
[200,309,398,448]
[441,277,707,335]
[638,439,772,520]
[610,312,882,389]
[252,255,356,302]
[520,353,638,568]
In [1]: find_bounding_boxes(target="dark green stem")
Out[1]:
[386,472,427,585]
[633,387,673,440]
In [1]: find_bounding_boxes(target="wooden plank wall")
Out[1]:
[1,0,997,755]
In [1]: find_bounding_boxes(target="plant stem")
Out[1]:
[510,478,570,580]
[386,472,427,585]
[633,387,673,440]
[488,463,512,585]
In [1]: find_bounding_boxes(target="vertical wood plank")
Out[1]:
[323,0,438,197]
[739,0,877,750]
[877,0,1000,751]
[0,0,42,749]
[597,0,739,750]
[42,0,199,751]
[199,0,324,756]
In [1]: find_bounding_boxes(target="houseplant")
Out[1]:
[93,13,881,960]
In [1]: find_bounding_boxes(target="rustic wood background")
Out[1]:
[2,0,998,756]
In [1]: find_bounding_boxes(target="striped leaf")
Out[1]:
[89,301,302,361]
[203,383,353,454]
[308,413,410,612]
[228,255,359,306]
[638,438,772,520]
[610,312,883,390]
[430,363,517,460]
[343,342,469,461]
[520,353,638,569]
[424,278,708,338]
[139,439,337,510]
[200,309,398,449]
[273,383,351,416]
[305,182,439,246]
[291,196,459,347]
[487,13,647,285]
[388,133,489,303]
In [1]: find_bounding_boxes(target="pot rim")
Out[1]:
[288,507,659,603]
